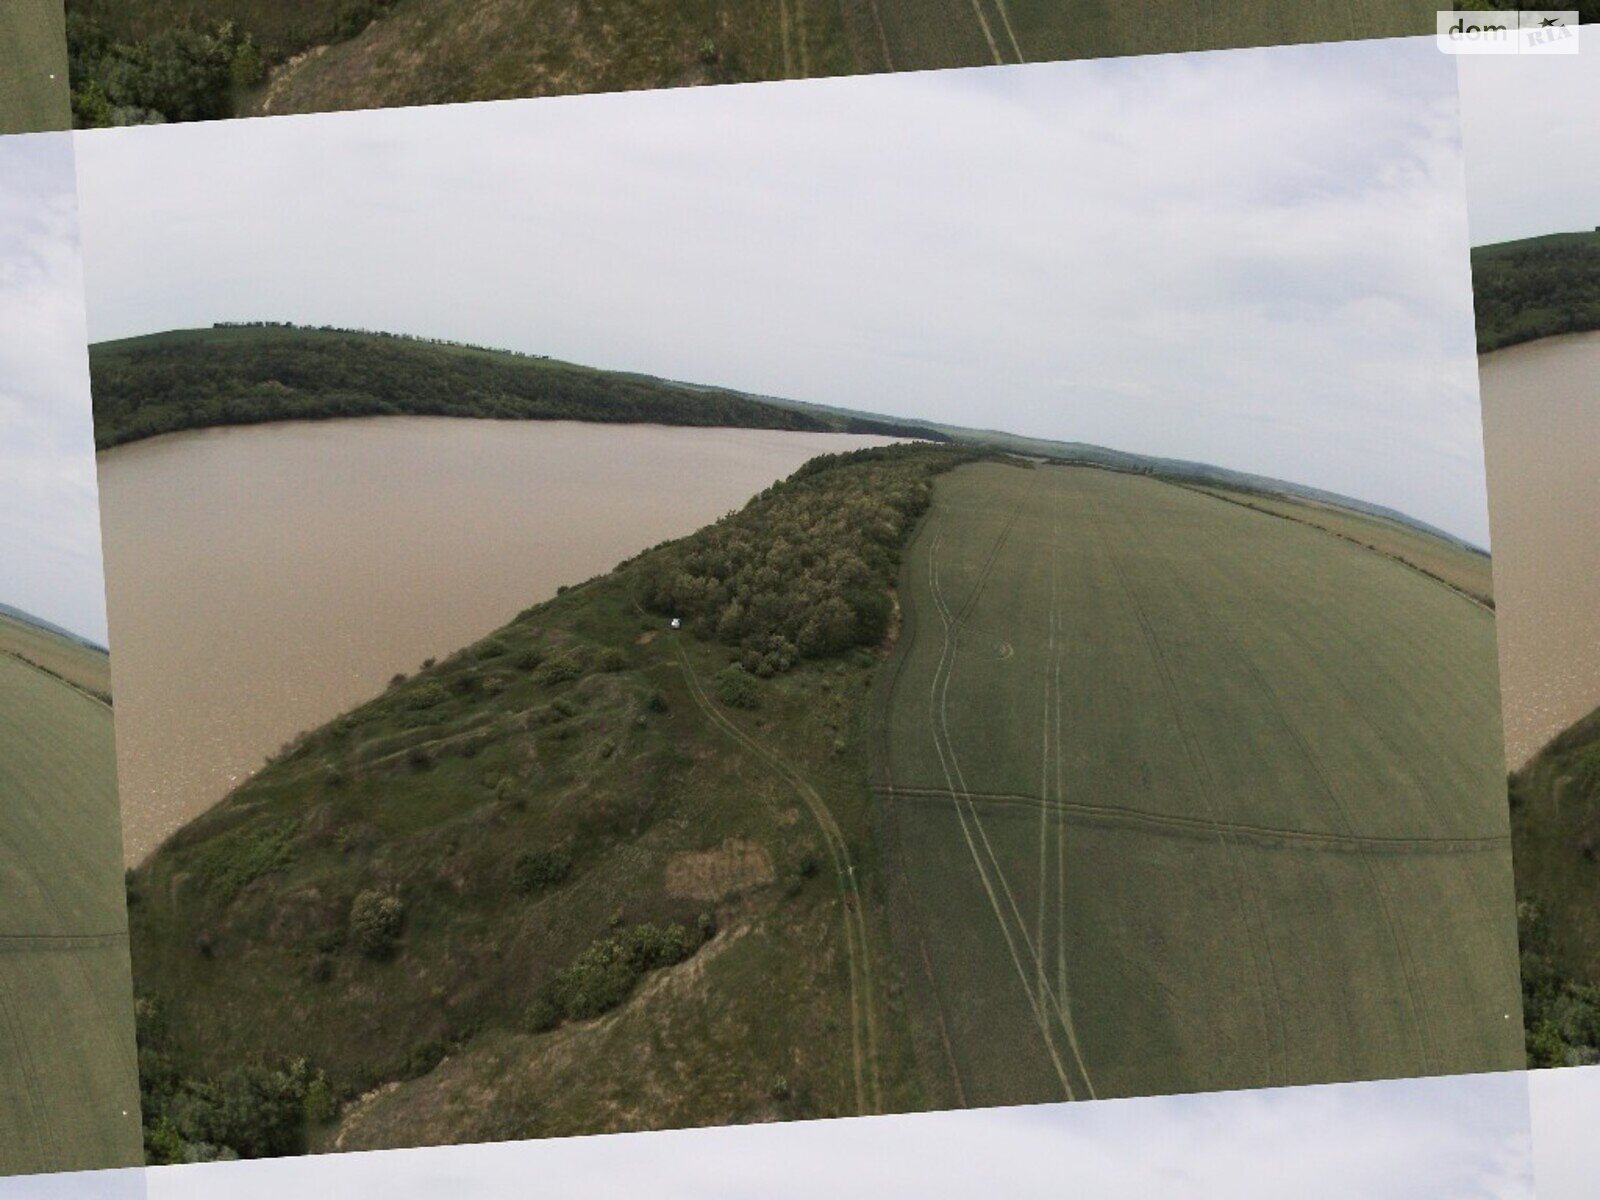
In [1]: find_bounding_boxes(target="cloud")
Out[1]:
[0,1168,145,1200]
[75,35,1487,543]
[141,1072,1531,1200]
[0,132,107,644]
[1530,1064,1600,1199]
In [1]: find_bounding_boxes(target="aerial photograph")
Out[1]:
[74,36,1520,1163]
[59,0,1436,125]
[21,1070,1529,1200]
[0,133,142,1174]
[1458,32,1600,1069]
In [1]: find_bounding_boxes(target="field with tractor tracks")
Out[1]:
[0,641,141,1174]
[873,462,1522,1105]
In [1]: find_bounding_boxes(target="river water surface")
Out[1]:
[98,417,898,862]
[1479,330,1600,768]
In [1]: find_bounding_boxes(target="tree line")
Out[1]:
[1473,233,1600,352]
[636,444,985,675]
[89,325,942,448]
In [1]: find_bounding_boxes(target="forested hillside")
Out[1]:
[1472,232,1600,353]
[89,325,936,449]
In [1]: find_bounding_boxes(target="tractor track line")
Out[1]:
[672,638,882,1113]
[926,513,1092,1096]
[1038,514,1095,1095]
[928,504,1091,1077]
[868,787,1509,855]
[923,526,1076,1096]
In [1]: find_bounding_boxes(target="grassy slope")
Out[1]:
[1511,705,1600,1066]
[0,612,113,706]
[1472,232,1600,353]
[89,326,933,450]
[127,445,972,1157]
[248,0,862,116]
[0,0,71,134]
[247,0,1435,115]
[875,463,1521,1104]
[0,648,141,1174]
[75,0,1434,119]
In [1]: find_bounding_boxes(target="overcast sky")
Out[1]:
[74,36,1488,544]
[0,132,108,645]
[1457,27,1600,246]
[107,1071,1531,1200]
[1530,1064,1599,1199]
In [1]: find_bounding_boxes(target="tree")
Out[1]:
[349,889,404,959]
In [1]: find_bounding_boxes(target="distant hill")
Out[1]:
[0,601,105,652]
[766,397,1487,553]
[1472,231,1600,353]
[88,325,938,450]
[91,323,1471,554]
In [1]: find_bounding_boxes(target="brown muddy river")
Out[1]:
[97,417,898,863]
[1480,330,1600,768]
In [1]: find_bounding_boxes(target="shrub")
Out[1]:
[525,994,561,1033]
[349,890,404,959]
[537,652,586,685]
[511,845,573,896]
[537,923,704,1025]
[403,1038,448,1078]
[713,665,761,709]
[596,646,628,672]
[302,1073,337,1125]
[405,682,450,710]
[191,819,298,905]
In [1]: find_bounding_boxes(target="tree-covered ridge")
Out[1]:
[1472,232,1600,353]
[638,445,979,672]
[89,325,940,449]
[1512,703,1600,1067]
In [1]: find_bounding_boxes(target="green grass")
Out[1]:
[0,0,71,133]
[1509,705,1600,1066]
[873,462,1521,1104]
[69,0,1436,122]
[126,445,965,1159]
[1472,232,1600,353]
[0,648,142,1174]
